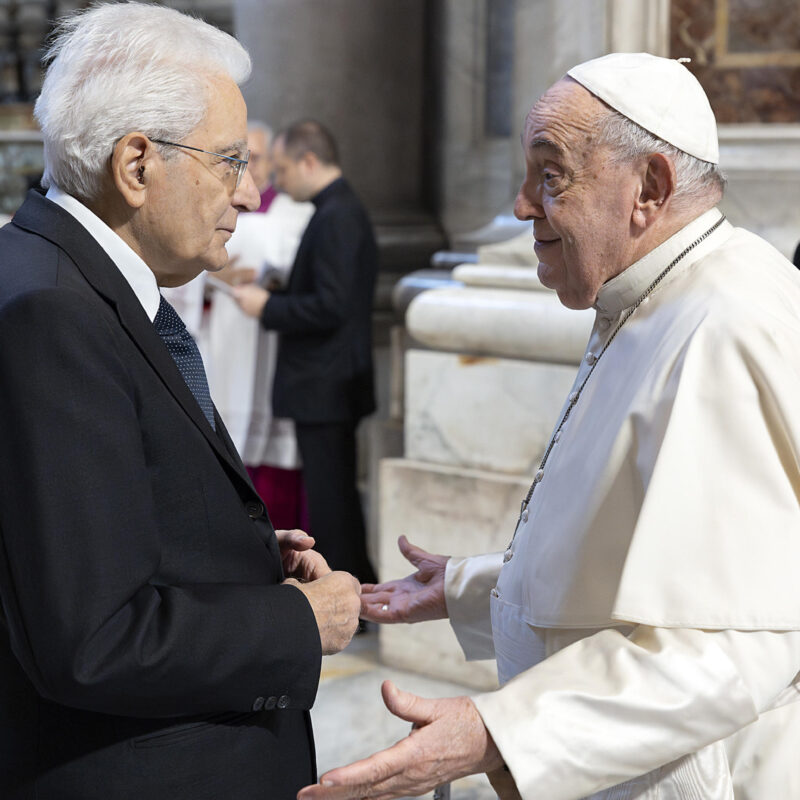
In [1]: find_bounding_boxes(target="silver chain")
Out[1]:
[508,215,726,549]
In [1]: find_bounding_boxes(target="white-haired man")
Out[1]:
[0,4,361,799]
[299,54,800,800]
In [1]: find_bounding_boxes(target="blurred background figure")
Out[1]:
[247,120,278,212]
[206,120,314,530]
[235,120,378,584]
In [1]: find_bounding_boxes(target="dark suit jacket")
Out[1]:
[260,178,377,423]
[0,191,321,799]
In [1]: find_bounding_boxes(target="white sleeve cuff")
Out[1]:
[444,551,503,661]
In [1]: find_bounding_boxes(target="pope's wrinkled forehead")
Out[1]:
[521,78,607,158]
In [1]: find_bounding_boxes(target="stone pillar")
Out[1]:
[379,262,594,689]
[233,0,427,215]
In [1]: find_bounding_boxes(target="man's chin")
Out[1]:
[537,261,559,290]
[205,248,232,273]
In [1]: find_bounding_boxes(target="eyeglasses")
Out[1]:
[151,139,250,190]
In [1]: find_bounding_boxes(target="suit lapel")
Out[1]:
[12,192,252,489]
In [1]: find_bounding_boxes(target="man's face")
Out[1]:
[271,137,312,202]
[247,127,272,194]
[139,75,259,286]
[514,79,641,309]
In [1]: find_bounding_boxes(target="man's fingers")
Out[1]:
[276,529,316,551]
[380,680,432,727]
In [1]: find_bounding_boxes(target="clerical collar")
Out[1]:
[594,208,731,316]
[311,176,346,207]
[45,184,161,321]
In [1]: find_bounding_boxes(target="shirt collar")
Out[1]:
[594,208,731,316]
[45,185,162,321]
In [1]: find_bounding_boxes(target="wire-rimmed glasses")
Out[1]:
[151,139,250,190]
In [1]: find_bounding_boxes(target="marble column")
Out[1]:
[379,259,594,689]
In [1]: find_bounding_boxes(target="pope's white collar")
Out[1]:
[595,208,731,316]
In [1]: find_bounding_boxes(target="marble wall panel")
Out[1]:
[378,458,530,689]
[405,350,576,475]
[669,0,800,122]
[718,125,800,259]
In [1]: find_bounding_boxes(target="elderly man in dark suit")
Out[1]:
[0,5,361,799]
[235,121,378,586]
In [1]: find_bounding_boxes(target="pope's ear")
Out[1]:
[632,152,675,229]
[110,133,154,209]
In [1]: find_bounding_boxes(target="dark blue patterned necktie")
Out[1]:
[152,295,216,431]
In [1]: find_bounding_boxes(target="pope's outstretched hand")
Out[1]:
[296,680,503,799]
[360,536,450,624]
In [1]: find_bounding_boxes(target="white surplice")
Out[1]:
[444,209,800,799]
[206,195,312,461]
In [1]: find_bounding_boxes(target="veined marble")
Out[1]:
[476,230,539,267]
[405,350,576,474]
[406,285,594,363]
[379,458,529,690]
[453,263,545,292]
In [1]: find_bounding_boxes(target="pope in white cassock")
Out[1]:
[298,52,800,800]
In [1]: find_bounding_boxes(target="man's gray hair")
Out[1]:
[34,2,251,202]
[597,110,725,206]
[248,121,274,145]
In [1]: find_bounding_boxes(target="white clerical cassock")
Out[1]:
[445,210,800,799]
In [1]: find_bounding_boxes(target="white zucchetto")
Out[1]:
[567,52,719,164]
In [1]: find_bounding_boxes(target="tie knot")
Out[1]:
[153,295,187,337]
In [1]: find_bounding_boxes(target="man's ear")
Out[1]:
[300,150,319,173]
[110,133,156,209]
[631,153,676,230]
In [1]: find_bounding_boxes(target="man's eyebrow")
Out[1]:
[215,139,247,156]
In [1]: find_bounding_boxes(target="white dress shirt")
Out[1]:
[45,185,161,321]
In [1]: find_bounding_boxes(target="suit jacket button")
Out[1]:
[277,695,290,709]
[252,696,265,711]
[246,501,264,519]
[264,696,277,710]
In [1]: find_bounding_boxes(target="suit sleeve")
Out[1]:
[259,206,362,334]
[0,287,321,719]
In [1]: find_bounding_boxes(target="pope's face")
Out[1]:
[138,75,260,287]
[514,79,641,309]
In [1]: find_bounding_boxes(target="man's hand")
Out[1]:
[296,681,504,799]
[286,571,361,655]
[360,535,450,624]
[275,529,330,583]
[233,284,270,317]
[214,256,258,286]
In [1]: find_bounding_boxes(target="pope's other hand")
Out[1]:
[296,680,503,799]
